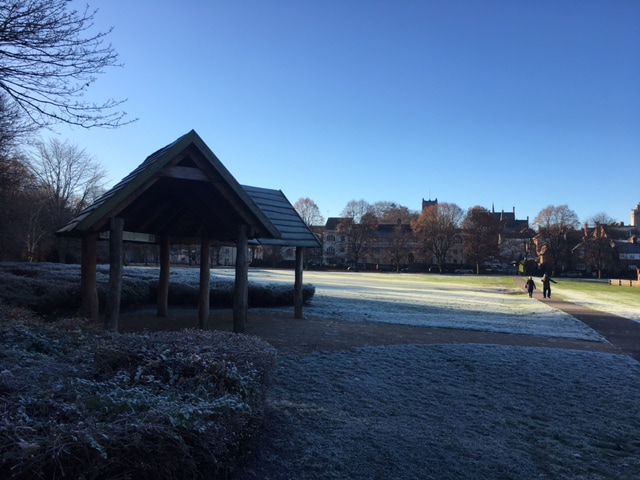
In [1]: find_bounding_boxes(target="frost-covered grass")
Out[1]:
[3,266,640,479]
[240,270,610,342]
[550,278,640,321]
[235,344,640,480]
[229,270,640,480]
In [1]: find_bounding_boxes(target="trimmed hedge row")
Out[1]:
[0,306,277,479]
[0,262,315,316]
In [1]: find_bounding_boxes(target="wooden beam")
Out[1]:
[198,233,211,329]
[99,231,157,243]
[157,235,170,317]
[159,165,209,181]
[81,233,99,322]
[233,225,249,333]
[294,246,304,319]
[105,217,124,332]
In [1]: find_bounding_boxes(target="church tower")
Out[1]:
[632,203,640,227]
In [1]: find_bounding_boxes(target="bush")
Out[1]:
[0,306,277,479]
[0,262,315,315]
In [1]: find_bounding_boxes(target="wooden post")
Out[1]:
[81,233,99,322]
[294,246,304,319]
[105,218,124,332]
[198,234,211,329]
[157,235,170,317]
[233,225,249,333]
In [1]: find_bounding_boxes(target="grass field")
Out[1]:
[244,268,639,317]
[231,270,640,480]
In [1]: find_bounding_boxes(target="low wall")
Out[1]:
[609,278,640,287]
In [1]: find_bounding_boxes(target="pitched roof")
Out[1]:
[244,186,321,248]
[325,217,348,230]
[613,239,640,255]
[56,130,280,243]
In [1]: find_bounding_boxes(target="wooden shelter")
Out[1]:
[56,130,320,332]
[244,185,322,318]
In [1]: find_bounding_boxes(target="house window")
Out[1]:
[326,247,335,255]
[326,234,335,242]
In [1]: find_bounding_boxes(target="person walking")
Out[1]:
[541,274,557,298]
[524,276,536,297]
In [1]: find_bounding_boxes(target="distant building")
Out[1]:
[322,217,350,266]
[491,206,534,265]
[421,198,438,210]
[632,203,640,227]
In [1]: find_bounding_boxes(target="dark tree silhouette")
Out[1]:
[533,205,579,275]
[412,202,464,272]
[0,0,130,128]
[462,206,500,274]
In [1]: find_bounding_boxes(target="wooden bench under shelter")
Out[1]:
[56,130,320,332]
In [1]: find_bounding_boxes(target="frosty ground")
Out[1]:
[221,270,640,480]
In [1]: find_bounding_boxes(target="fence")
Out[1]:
[609,279,640,287]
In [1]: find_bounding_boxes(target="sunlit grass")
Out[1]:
[553,278,640,310]
[400,273,517,289]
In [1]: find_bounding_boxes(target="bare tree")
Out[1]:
[580,218,619,279]
[27,137,106,260]
[30,138,106,217]
[0,93,35,156]
[533,204,579,275]
[462,206,500,274]
[0,154,35,259]
[383,223,414,272]
[370,201,416,224]
[293,197,324,226]
[0,0,130,128]
[588,212,618,227]
[339,199,376,268]
[412,202,464,272]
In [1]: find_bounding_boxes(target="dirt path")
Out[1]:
[120,295,626,358]
[513,276,640,361]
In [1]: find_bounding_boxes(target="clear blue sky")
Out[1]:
[60,0,640,226]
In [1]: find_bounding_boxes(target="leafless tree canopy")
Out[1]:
[588,212,617,227]
[0,0,130,128]
[293,197,324,227]
[0,92,34,155]
[412,202,464,270]
[29,137,106,217]
[533,204,579,275]
[370,201,416,224]
[339,199,376,267]
[462,205,500,273]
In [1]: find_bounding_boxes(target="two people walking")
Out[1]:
[524,274,557,298]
